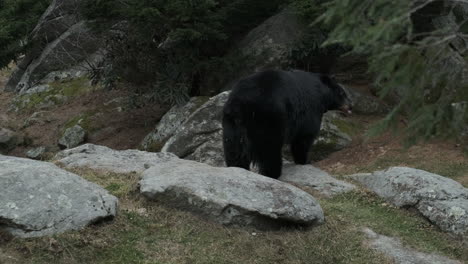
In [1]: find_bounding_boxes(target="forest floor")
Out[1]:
[0,67,467,264]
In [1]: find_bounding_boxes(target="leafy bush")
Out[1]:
[0,0,51,68]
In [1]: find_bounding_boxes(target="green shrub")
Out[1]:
[81,0,291,104]
[0,0,51,68]
[318,0,468,144]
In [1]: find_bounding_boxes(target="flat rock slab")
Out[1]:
[351,167,468,235]
[54,144,177,174]
[0,155,118,238]
[140,159,324,229]
[363,228,461,264]
[280,164,356,197]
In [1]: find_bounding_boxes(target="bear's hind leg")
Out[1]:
[257,148,283,179]
[290,135,315,165]
[222,115,250,170]
[249,126,284,179]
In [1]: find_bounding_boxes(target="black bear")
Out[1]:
[222,69,352,179]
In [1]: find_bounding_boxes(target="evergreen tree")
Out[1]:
[0,0,51,68]
[318,0,468,144]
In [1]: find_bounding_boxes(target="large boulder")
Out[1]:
[5,0,103,93]
[279,164,356,197]
[351,167,468,235]
[160,92,353,166]
[140,158,324,229]
[236,8,305,72]
[54,143,177,174]
[0,155,118,238]
[203,8,307,95]
[161,92,229,167]
[140,97,208,151]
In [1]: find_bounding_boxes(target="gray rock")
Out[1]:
[26,146,47,160]
[0,128,18,153]
[6,0,103,93]
[141,97,208,151]
[140,158,324,229]
[59,125,87,149]
[23,111,53,128]
[351,167,468,235]
[162,92,229,167]
[363,228,461,264]
[280,164,356,197]
[310,111,353,160]
[162,92,353,166]
[204,8,306,95]
[418,199,468,236]
[54,143,177,174]
[0,155,118,238]
[347,87,390,115]
[185,134,224,167]
[236,8,305,72]
[20,84,51,95]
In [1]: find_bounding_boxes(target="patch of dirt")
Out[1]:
[315,115,468,186]
[0,69,169,157]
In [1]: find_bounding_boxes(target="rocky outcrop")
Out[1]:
[161,92,228,167]
[203,8,307,95]
[6,0,103,93]
[351,167,468,235]
[236,8,305,72]
[54,143,177,174]
[280,164,356,197]
[363,228,462,264]
[140,158,324,229]
[0,155,118,238]
[141,97,208,151]
[159,92,353,166]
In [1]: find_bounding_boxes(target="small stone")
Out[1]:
[58,125,86,149]
[26,146,47,160]
[0,128,18,153]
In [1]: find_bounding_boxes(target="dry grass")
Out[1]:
[1,167,466,264]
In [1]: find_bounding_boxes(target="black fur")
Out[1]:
[222,70,351,179]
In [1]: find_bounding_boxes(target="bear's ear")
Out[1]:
[319,74,337,88]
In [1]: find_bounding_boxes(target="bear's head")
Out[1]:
[320,74,353,115]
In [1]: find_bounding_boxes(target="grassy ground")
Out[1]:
[1,168,466,264]
[1,67,467,263]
